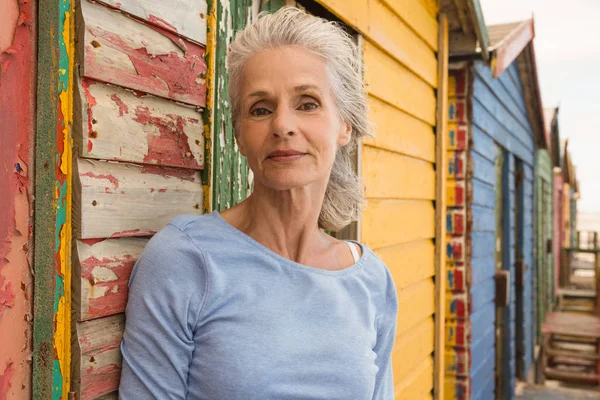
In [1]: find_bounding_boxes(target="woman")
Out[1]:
[119,7,398,399]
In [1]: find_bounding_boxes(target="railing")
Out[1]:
[576,231,599,251]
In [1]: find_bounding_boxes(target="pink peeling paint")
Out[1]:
[0,0,35,396]
[80,254,135,320]
[83,17,207,107]
[133,106,201,168]
[110,94,129,116]
[0,362,14,399]
[147,14,177,32]
[80,171,120,189]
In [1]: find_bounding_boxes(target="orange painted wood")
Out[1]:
[76,79,205,169]
[74,237,148,321]
[78,0,207,107]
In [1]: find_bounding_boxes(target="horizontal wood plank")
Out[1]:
[97,0,207,44]
[362,145,435,200]
[76,79,204,169]
[363,40,436,125]
[394,355,434,399]
[375,240,435,291]
[74,237,149,321]
[361,199,435,249]
[368,0,437,86]
[72,314,125,400]
[396,278,435,337]
[79,0,207,106]
[315,0,437,86]
[365,95,435,162]
[382,0,438,51]
[392,317,434,383]
[74,158,202,239]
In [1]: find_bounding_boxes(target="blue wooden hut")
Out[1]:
[444,19,548,400]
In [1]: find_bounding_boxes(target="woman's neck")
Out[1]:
[221,183,330,264]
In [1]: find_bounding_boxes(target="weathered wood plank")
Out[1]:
[74,237,148,321]
[72,314,124,400]
[363,39,436,125]
[74,158,202,239]
[362,145,435,200]
[78,0,207,106]
[365,95,435,162]
[76,79,204,169]
[361,199,435,250]
[97,0,207,44]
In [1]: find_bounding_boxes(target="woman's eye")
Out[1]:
[250,107,271,117]
[299,102,318,111]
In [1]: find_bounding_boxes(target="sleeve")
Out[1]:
[118,221,209,399]
[372,272,399,400]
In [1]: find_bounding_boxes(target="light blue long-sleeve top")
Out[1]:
[119,211,398,399]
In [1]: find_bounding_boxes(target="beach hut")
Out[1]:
[4,0,457,398]
[442,18,548,400]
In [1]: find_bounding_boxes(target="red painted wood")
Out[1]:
[78,79,205,169]
[80,0,207,107]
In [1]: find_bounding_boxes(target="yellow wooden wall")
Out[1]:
[315,1,441,398]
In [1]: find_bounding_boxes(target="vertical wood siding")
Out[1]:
[470,59,536,400]
[70,1,207,398]
[211,0,256,211]
[314,1,440,397]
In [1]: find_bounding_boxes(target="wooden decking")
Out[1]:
[541,312,600,386]
[518,384,600,399]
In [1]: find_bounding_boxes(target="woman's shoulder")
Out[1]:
[356,244,398,307]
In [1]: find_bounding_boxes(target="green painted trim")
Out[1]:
[212,0,253,211]
[32,0,60,397]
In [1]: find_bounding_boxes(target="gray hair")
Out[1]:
[227,7,371,231]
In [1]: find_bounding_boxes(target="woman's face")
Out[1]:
[236,45,352,192]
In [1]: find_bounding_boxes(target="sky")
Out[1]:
[479,0,600,212]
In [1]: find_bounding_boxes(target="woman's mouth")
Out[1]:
[267,150,307,162]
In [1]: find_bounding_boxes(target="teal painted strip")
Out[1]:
[33,0,60,397]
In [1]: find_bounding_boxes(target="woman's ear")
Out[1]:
[337,120,352,146]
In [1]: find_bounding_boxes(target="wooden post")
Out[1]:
[577,231,581,248]
[594,232,598,250]
[433,13,449,400]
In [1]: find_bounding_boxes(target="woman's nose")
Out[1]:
[271,108,296,137]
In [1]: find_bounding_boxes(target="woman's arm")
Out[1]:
[119,220,208,399]
[372,274,399,400]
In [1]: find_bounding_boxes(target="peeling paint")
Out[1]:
[53,0,75,396]
[0,0,36,396]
